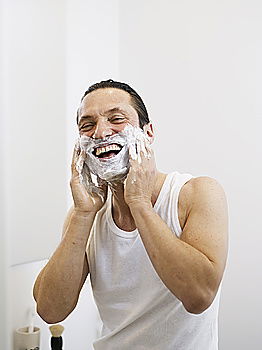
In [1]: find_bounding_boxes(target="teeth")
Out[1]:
[95,144,122,156]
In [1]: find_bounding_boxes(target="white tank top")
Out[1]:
[87,171,221,350]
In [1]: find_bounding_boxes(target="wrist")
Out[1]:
[63,209,96,245]
[72,208,98,218]
[69,209,97,233]
[128,200,153,213]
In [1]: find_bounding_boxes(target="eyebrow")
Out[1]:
[79,107,127,122]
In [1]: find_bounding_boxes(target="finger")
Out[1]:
[74,139,81,155]
[129,143,137,161]
[71,148,79,175]
[138,137,153,159]
[80,149,87,161]
[97,176,106,187]
[72,149,85,179]
[97,176,108,198]
[72,146,78,164]
[140,138,147,156]
[136,141,142,164]
[133,140,149,163]
[83,163,92,183]
[71,140,81,167]
[128,149,137,167]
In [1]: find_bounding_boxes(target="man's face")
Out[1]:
[77,88,153,182]
[78,88,140,139]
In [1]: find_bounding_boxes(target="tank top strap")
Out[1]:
[170,171,195,236]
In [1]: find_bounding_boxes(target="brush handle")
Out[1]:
[51,336,63,350]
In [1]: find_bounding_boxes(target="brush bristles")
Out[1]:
[49,324,64,337]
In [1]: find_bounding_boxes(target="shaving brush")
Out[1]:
[49,324,64,350]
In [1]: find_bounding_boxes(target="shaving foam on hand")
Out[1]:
[74,142,106,202]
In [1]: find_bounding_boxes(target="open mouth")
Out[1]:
[92,143,123,159]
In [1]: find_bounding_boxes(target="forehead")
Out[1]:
[79,88,134,116]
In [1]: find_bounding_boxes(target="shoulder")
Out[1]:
[179,176,227,214]
[179,176,228,291]
[186,176,225,194]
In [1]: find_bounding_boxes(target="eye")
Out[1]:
[110,116,126,123]
[80,123,94,131]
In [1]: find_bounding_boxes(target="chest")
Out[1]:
[114,196,188,233]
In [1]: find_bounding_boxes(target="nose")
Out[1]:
[91,119,113,140]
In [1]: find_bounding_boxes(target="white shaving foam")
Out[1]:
[77,124,150,184]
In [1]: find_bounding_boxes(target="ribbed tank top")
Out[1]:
[87,171,220,349]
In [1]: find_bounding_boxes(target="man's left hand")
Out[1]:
[124,141,157,209]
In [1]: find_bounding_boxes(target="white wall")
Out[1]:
[5,0,68,266]
[118,1,262,349]
[2,0,118,349]
[0,1,8,348]
[2,0,68,348]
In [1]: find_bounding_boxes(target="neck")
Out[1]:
[109,171,166,231]
[110,181,134,230]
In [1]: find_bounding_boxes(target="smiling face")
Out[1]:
[78,87,154,161]
[78,88,140,135]
[77,88,154,181]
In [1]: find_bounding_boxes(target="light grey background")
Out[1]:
[118,2,262,348]
[1,0,261,349]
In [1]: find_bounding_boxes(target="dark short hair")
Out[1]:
[77,79,150,129]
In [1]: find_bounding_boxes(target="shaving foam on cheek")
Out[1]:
[78,124,150,183]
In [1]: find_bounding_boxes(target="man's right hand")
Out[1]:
[70,144,108,213]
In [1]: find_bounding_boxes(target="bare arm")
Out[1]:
[33,206,88,304]
[33,207,94,324]
[125,146,228,314]
[33,145,107,324]
[129,177,228,314]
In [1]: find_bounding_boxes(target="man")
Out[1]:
[33,79,228,349]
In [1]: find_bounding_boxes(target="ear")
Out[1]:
[143,122,154,144]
